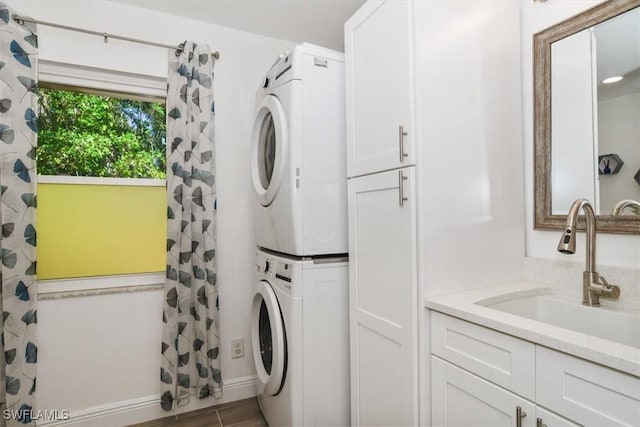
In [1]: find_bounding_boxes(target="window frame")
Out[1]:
[38,60,167,100]
[37,61,168,297]
[39,81,165,105]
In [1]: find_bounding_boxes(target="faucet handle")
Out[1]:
[593,274,620,299]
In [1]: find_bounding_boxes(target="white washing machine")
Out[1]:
[251,249,350,426]
[250,43,348,257]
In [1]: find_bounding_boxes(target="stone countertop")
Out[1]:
[425,281,640,377]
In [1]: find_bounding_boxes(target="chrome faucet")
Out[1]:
[557,198,620,307]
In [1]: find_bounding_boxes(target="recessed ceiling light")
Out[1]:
[602,76,623,84]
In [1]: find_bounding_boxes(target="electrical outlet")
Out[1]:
[231,338,244,359]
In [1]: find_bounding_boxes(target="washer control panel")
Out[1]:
[275,262,292,283]
[256,251,294,291]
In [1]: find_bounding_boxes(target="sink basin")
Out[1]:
[479,294,640,348]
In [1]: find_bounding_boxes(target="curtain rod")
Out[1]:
[12,15,220,60]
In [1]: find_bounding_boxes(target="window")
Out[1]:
[37,84,166,178]
[36,82,167,281]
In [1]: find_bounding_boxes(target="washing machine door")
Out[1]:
[251,280,287,396]
[251,94,288,207]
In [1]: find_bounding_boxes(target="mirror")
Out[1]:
[534,0,640,234]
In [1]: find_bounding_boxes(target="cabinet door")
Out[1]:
[536,346,640,426]
[535,408,580,427]
[345,0,414,177]
[432,356,536,427]
[348,167,417,426]
[431,312,536,400]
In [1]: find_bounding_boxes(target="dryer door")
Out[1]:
[251,280,287,395]
[251,95,288,207]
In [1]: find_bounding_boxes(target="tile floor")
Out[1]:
[130,397,267,427]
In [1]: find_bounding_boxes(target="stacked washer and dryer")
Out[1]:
[249,43,350,427]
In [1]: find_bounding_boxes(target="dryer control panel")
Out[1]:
[263,51,293,90]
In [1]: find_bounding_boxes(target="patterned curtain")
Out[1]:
[160,41,221,410]
[0,3,38,425]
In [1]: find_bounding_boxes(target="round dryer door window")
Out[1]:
[251,95,288,207]
[251,280,287,396]
[258,113,277,190]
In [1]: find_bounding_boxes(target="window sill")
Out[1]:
[38,272,165,300]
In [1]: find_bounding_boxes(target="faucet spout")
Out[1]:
[557,199,620,307]
[557,198,596,273]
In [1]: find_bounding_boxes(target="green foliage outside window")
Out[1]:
[37,87,167,178]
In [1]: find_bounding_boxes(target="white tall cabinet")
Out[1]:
[346,1,417,425]
[345,0,415,177]
[345,1,525,425]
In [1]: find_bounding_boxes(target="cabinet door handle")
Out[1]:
[399,125,409,162]
[536,418,547,427]
[398,170,408,206]
[516,406,527,427]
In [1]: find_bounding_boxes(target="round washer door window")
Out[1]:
[251,95,288,207]
[251,280,286,395]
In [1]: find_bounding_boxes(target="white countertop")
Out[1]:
[425,281,640,377]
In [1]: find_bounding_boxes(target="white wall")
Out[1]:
[415,0,525,297]
[521,0,640,269]
[413,2,525,425]
[6,0,294,424]
[598,92,640,212]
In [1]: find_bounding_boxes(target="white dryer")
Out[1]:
[251,43,348,257]
[251,249,350,426]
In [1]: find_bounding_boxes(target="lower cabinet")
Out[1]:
[431,357,579,427]
[431,311,639,427]
[432,357,536,427]
[535,408,580,427]
[348,167,418,426]
[536,346,640,426]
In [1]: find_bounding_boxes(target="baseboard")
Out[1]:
[36,375,258,427]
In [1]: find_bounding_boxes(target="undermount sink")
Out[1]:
[478,294,640,349]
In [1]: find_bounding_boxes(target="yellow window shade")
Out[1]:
[37,182,166,280]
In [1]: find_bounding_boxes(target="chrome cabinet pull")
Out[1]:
[516,406,527,427]
[536,418,547,427]
[399,125,409,162]
[398,170,408,206]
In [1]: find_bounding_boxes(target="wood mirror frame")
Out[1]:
[534,0,640,234]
